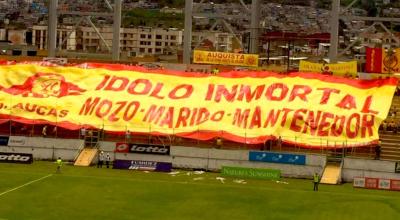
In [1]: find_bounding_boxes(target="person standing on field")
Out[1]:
[97,151,104,168]
[80,127,86,139]
[106,153,111,168]
[313,172,320,191]
[56,157,63,173]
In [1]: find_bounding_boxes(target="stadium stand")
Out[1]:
[379,95,400,161]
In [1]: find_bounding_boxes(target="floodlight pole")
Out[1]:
[48,0,58,58]
[329,0,340,63]
[249,0,260,54]
[329,0,400,63]
[183,0,193,64]
[183,0,261,64]
[112,0,122,61]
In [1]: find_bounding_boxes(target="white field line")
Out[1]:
[0,174,53,197]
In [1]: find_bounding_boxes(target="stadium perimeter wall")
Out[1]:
[2,138,400,182]
[0,136,83,160]
[99,142,325,179]
[342,158,400,182]
[170,146,325,179]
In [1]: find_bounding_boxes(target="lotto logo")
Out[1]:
[115,143,130,153]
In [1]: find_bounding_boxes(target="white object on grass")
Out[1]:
[216,177,225,183]
[233,179,247,184]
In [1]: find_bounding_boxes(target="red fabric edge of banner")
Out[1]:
[3,114,378,149]
[0,61,398,89]
[62,63,400,88]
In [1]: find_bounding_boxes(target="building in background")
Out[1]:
[80,26,182,56]
[192,31,241,52]
[32,25,76,50]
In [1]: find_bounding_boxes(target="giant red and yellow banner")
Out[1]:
[193,50,259,67]
[0,63,396,148]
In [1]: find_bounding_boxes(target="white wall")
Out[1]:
[4,139,399,182]
[342,158,400,182]
[1,137,83,161]
[98,141,116,152]
[171,146,325,178]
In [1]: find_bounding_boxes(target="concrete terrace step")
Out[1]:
[380,137,399,141]
[320,163,341,185]
[380,133,400,138]
[381,143,400,148]
[380,135,400,139]
[381,143,400,147]
[380,155,400,161]
[381,151,400,155]
[74,148,98,166]
[382,147,400,151]
[381,139,400,143]
[381,149,400,154]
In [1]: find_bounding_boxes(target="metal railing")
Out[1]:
[73,140,86,162]
[0,119,381,159]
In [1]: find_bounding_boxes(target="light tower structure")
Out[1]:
[47,0,122,60]
[183,0,261,64]
[329,0,400,63]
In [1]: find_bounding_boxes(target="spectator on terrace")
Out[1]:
[20,125,28,135]
[42,125,47,137]
[52,126,57,137]
[277,136,282,148]
[10,122,16,135]
[375,142,381,160]
[216,137,223,148]
[381,121,387,132]
[80,127,86,138]
[263,140,271,151]
[388,121,396,131]
[126,130,131,143]
[211,68,220,75]
[391,121,397,133]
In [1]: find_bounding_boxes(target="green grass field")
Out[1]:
[0,162,399,220]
